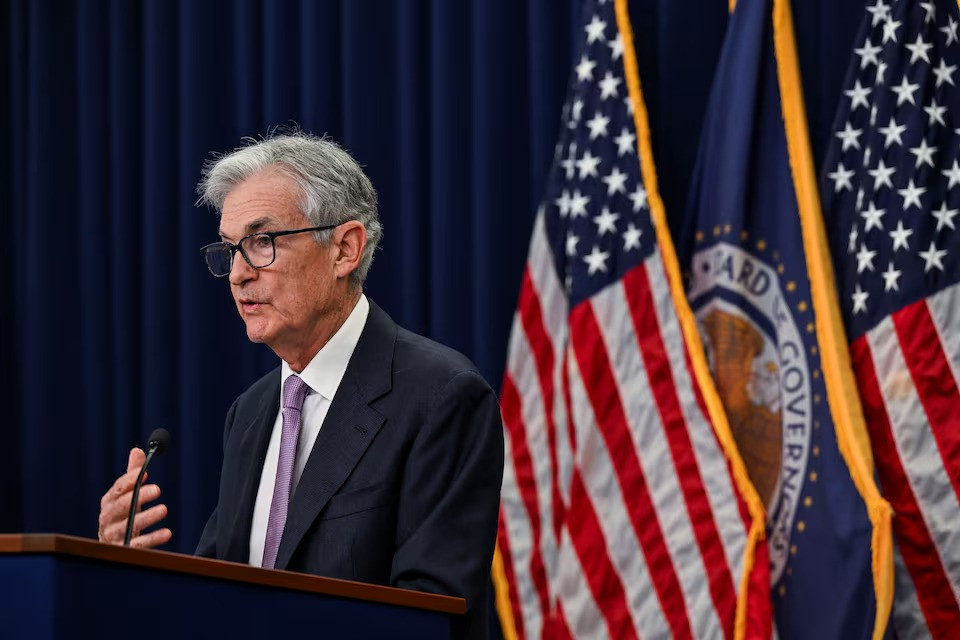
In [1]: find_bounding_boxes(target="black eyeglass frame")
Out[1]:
[200,224,338,277]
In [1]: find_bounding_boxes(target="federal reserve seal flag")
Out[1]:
[682,0,894,638]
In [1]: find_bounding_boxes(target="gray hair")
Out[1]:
[197,131,382,287]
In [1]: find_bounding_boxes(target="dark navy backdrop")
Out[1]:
[0,0,863,565]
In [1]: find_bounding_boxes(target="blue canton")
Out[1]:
[822,0,960,339]
[542,0,655,308]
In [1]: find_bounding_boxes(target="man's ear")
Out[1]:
[333,221,367,280]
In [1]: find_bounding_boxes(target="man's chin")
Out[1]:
[242,321,271,344]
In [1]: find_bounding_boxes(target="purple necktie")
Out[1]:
[261,374,310,569]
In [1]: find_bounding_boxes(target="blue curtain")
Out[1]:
[1,0,863,562]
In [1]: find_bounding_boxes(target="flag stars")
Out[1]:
[861,202,886,231]
[879,116,906,147]
[868,159,896,190]
[852,283,869,314]
[561,144,577,179]
[607,33,624,61]
[933,59,956,87]
[856,243,877,273]
[876,61,889,85]
[905,35,933,64]
[576,150,601,179]
[598,71,622,100]
[942,160,960,189]
[844,80,872,110]
[891,76,919,105]
[848,226,859,253]
[601,166,628,196]
[942,15,959,46]
[889,221,913,251]
[569,190,590,218]
[882,17,902,43]
[583,245,610,275]
[919,2,935,24]
[584,15,607,44]
[898,179,926,210]
[854,41,882,69]
[909,138,937,168]
[622,223,642,251]
[829,162,855,192]
[931,203,959,231]
[919,241,948,272]
[586,112,610,139]
[613,127,636,156]
[881,262,902,291]
[575,55,597,82]
[565,232,579,257]
[923,99,947,127]
[836,122,863,150]
[555,189,572,216]
[572,100,585,123]
[629,184,648,211]
[866,0,890,26]
[593,207,620,235]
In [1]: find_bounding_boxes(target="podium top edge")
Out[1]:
[0,534,466,615]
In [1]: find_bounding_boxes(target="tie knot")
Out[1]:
[283,374,310,411]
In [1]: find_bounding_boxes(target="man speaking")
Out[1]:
[96,132,504,639]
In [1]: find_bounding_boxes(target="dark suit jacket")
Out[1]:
[195,300,504,639]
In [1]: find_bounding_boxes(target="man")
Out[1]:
[97,132,504,639]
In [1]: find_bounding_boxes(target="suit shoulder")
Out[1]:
[393,327,488,390]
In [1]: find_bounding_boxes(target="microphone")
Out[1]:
[123,428,172,547]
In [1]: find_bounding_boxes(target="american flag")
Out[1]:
[822,0,960,637]
[496,0,770,638]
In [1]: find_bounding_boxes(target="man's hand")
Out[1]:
[97,448,172,549]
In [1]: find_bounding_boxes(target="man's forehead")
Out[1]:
[218,171,309,239]
[218,215,276,240]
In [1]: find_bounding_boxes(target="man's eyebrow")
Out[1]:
[218,216,275,241]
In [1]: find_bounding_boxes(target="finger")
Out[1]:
[132,503,168,532]
[126,448,146,474]
[104,478,163,525]
[105,469,147,506]
[129,527,172,550]
[98,484,160,537]
[101,503,168,544]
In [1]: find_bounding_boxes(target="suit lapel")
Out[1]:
[274,300,396,570]
[223,377,279,562]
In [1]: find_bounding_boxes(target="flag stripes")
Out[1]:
[570,294,695,639]
[851,330,960,638]
[623,265,738,633]
[849,282,960,637]
[892,306,960,509]
[500,372,551,634]
[496,0,769,636]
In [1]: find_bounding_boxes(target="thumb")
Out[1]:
[127,447,146,474]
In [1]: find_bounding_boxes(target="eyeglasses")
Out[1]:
[200,225,336,277]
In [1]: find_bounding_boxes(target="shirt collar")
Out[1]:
[280,294,370,401]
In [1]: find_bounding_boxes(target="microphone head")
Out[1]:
[147,428,171,455]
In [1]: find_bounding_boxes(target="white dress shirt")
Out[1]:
[248,294,370,566]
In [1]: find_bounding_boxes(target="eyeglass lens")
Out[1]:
[204,234,276,276]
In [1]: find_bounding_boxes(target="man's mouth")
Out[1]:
[239,298,266,312]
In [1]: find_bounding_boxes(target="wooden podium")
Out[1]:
[0,534,465,639]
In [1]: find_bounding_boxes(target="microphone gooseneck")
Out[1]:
[123,428,172,547]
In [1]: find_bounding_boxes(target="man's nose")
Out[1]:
[228,252,257,285]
